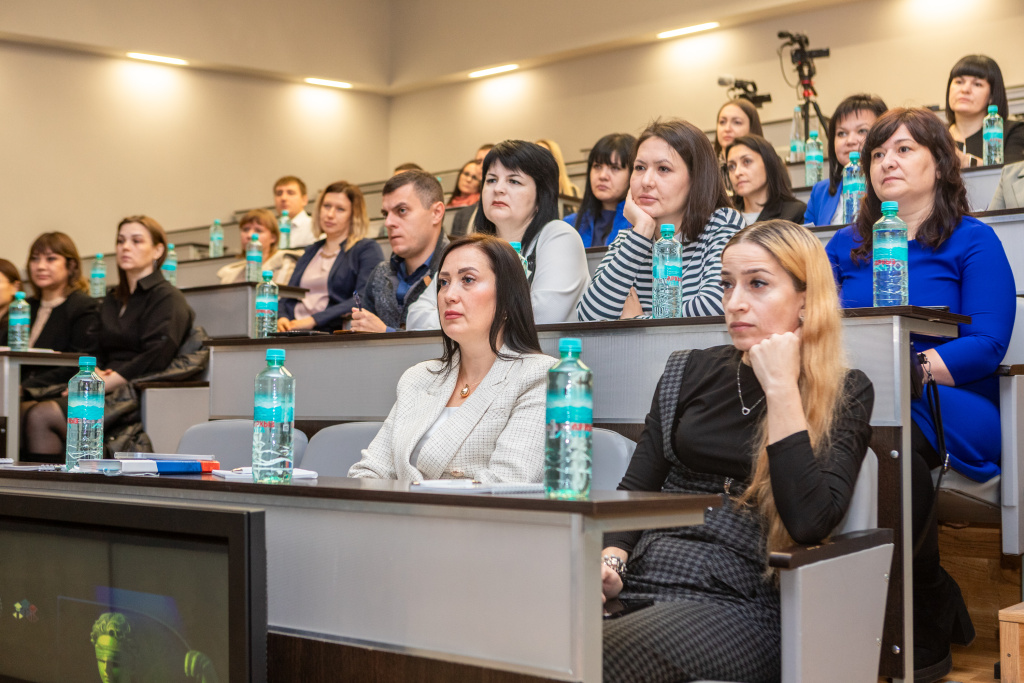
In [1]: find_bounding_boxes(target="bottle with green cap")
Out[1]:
[8,291,30,351]
[652,224,682,318]
[252,348,295,483]
[804,130,824,186]
[209,219,225,258]
[254,270,279,338]
[89,254,107,298]
[841,151,866,224]
[279,210,292,249]
[983,104,1003,166]
[245,234,263,282]
[66,356,104,470]
[545,337,593,499]
[872,201,908,306]
[509,241,530,278]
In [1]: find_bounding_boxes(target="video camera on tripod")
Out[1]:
[778,30,831,146]
[717,75,772,108]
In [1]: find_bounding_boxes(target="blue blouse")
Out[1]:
[825,215,1016,481]
[563,200,631,248]
[805,179,842,226]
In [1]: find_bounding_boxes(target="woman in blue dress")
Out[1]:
[825,107,1015,682]
[563,133,636,248]
[805,94,887,226]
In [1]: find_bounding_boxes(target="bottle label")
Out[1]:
[653,264,683,281]
[546,404,593,426]
[983,129,1003,141]
[211,234,223,241]
[247,252,262,262]
[256,296,278,313]
[254,404,294,422]
[10,312,29,324]
[69,401,104,421]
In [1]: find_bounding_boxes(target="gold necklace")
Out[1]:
[459,379,484,398]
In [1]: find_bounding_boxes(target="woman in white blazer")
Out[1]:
[349,234,557,482]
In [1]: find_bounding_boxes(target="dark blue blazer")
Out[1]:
[280,238,384,331]
[805,179,842,227]
[563,201,632,248]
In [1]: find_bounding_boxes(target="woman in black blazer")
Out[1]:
[726,135,806,226]
[22,232,98,388]
[278,180,384,332]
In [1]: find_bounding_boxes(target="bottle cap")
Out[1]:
[849,151,860,162]
[14,291,25,300]
[168,243,175,250]
[659,224,675,239]
[509,241,522,252]
[79,356,97,368]
[95,253,103,259]
[266,348,286,362]
[989,105,999,114]
[558,337,582,354]
[262,270,273,279]
[809,130,819,139]
[881,200,898,213]
[214,219,221,225]
[282,210,289,217]
[251,234,260,242]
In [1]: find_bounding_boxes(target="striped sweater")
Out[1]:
[576,207,744,321]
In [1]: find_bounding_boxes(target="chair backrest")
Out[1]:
[591,428,636,491]
[1003,298,1024,365]
[302,422,384,477]
[834,448,878,535]
[176,419,309,471]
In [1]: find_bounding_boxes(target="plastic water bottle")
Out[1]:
[544,338,593,499]
[805,130,824,186]
[652,224,682,319]
[8,292,30,352]
[66,356,104,471]
[788,106,805,163]
[245,234,263,282]
[509,241,530,278]
[254,270,278,339]
[873,201,909,307]
[209,219,224,258]
[841,151,866,224]
[89,254,106,298]
[160,262,178,286]
[252,348,295,484]
[279,210,291,249]
[983,105,1004,166]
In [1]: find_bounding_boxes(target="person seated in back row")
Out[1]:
[349,234,555,482]
[563,133,637,248]
[273,175,315,248]
[0,259,22,345]
[351,170,450,333]
[989,159,1024,210]
[726,135,805,226]
[216,209,298,285]
[277,181,384,333]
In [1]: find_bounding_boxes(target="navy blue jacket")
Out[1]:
[280,238,384,331]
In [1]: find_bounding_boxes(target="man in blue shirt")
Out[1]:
[352,170,449,332]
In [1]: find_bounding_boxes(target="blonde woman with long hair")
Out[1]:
[535,138,581,198]
[600,220,874,683]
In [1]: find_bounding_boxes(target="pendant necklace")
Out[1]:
[460,379,483,398]
[736,362,765,416]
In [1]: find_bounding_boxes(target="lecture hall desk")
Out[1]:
[0,350,79,460]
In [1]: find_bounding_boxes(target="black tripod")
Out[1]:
[779,32,830,144]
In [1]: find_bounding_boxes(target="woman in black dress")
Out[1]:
[601,219,874,682]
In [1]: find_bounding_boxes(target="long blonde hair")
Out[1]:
[730,220,848,557]
[535,139,579,198]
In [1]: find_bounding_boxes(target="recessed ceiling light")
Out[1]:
[657,22,719,39]
[126,53,188,66]
[469,64,519,79]
[305,78,353,89]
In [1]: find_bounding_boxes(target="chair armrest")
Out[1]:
[768,529,893,570]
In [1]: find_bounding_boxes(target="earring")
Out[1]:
[799,312,805,325]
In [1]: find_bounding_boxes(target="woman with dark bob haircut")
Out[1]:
[578,119,744,320]
[826,107,1015,682]
[350,234,556,482]
[805,93,888,226]
[563,133,637,248]
[407,140,589,328]
[945,54,1024,167]
[725,134,805,226]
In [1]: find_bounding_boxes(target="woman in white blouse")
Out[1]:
[406,140,589,329]
[349,234,556,482]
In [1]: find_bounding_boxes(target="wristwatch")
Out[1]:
[602,554,627,578]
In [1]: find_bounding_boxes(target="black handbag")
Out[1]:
[911,348,950,557]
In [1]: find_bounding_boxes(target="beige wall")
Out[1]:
[1,40,390,263]
[388,0,1024,171]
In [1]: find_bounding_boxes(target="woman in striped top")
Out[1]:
[577,119,744,321]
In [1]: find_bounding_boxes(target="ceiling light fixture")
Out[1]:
[305,78,353,89]
[469,64,519,79]
[657,22,719,39]
[126,53,188,66]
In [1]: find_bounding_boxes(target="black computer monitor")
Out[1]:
[0,493,266,683]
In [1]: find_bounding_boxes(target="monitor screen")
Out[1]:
[0,493,265,683]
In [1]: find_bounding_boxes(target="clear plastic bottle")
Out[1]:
[279,210,291,250]
[544,337,593,500]
[66,356,105,471]
[804,130,824,187]
[841,151,866,224]
[652,224,682,319]
[254,270,279,339]
[209,219,225,258]
[509,241,530,278]
[788,106,805,163]
[161,243,178,286]
[983,104,1004,166]
[252,348,295,484]
[89,254,107,298]
[872,201,909,307]
[8,291,30,352]
[245,234,263,282]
